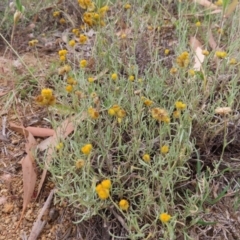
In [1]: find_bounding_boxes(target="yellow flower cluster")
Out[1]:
[202,50,209,56]
[111,73,118,80]
[141,97,153,107]
[81,143,93,155]
[160,145,169,154]
[151,108,170,123]
[159,213,171,223]
[108,105,126,123]
[142,153,150,162]
[215,51,227,59]
[119,199,129,210]
[69,39,76,47]
[80,59,88,68]
[53,11,60,17]
[95,179,111,200]
[173,101,187,118]
[75,159,85,169]
[88,107,99,119]
[56,142,64,150]
[28,39,38,47]
[58,49,68,62]
[78,0,95,11]
[79,34,88,44]
[83,6,109,27]
[176,51,189,68]
[35,88,56,106]
[72,28,80,36]
[128,75,135,81]
[175,101,186,110]
[58,65,71,75]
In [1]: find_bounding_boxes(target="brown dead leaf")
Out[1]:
[194,0,219,9]
[9,123,54,137]
[189,37,205,71]
[36,117,78,198]
[9,122,29,137]
[208,28,217,50]
[25,126,55,137]
[16,130,37,228]
[224,0,238,18]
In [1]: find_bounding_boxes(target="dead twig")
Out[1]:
[28,188,56,240]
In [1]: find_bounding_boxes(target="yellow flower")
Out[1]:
[59,55,66,62]
[88,107,99,119]
[121,33,127,39]
[215,51,227,59]
[99,5,109,17]
[128,75,135,81]
[80,59,88,68]
[78,0,95,11]
[175,101,186,110]
[111,73,118,80]
[83,12,94,26]
[108,108,115,116]
[188,69,195,76]
[59,18,66,24]
[141,97,153,107]
[28,39,38,47]
[147,25,153,31]
[119,199,129,211]
[67,77,77,85]
[69,40,76,47]
[164,49,170,55]
[53,11,60,17]
[65,85,73,93]
[81,143,93,155]
[124,3,131,9]
[88,77,95,83]
[58,49,68,56]
[215,0,223,6]
[95,181,111,200]
[195,21,201,27]
[176,51,189,68]
[72,28,80,36]
[41,88,53,99]
[58,65,71,75]
[101,179,111,189]
[36,88,56,106]
[170,67,177,74]
[151,108,169,123]
[161,145,169,154]
[142,154,150,162]
[79,34,88,44]
[96,187,109,200]
[173,110,180,118]
[90,92,97,98]
[108,105,121,116]
[56,142,64,150]
[116,109,126,118]
[75,159,85,169]
[229,58,237,65]
[202,50,209,56]
[159,213,171,223]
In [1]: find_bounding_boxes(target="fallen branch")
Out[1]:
[28,189,56,240]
